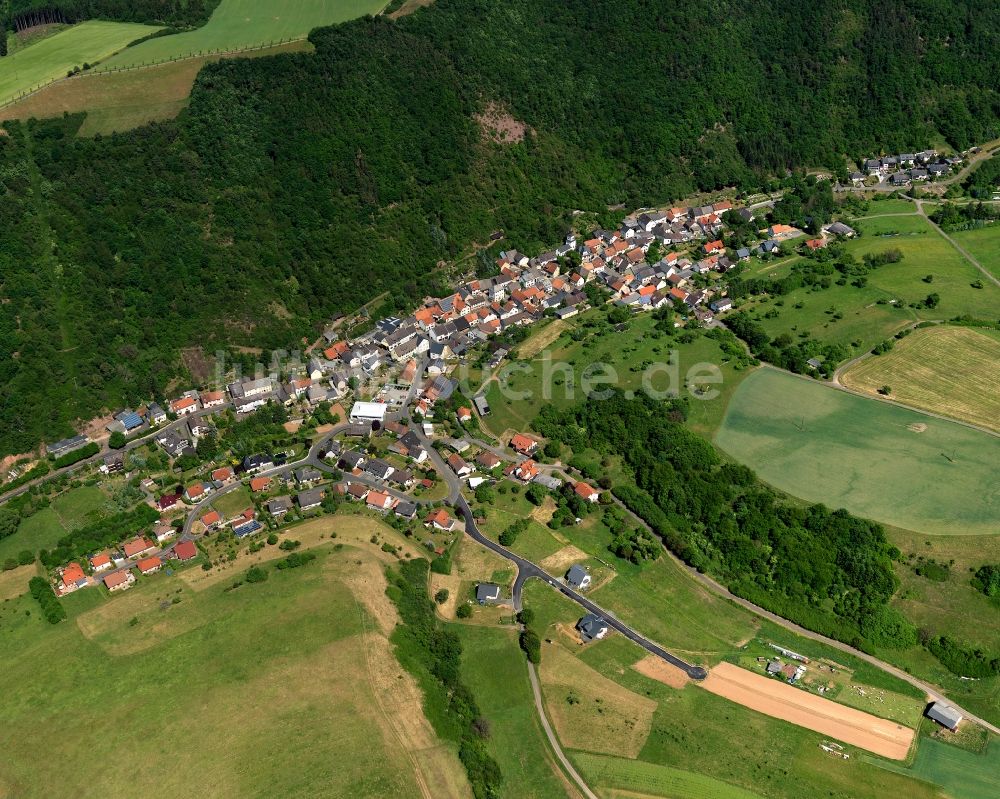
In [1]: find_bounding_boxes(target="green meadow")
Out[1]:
[0,20,160,105]
[950,222,1000,280]
[100,0,390,70]
[0,485,107,564]
[715,368,1000,536]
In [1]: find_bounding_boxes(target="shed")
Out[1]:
[926,702,962,731]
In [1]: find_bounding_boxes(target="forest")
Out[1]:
[533,392,917,651]
[2,0,1000,457]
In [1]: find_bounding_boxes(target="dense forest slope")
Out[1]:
[1,0,999,456]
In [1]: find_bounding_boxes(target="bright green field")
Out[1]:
[100,0,389,70]
[455,624,571,799]
[0,545,444,798]
[0,20,161,104]
[951,222,1000,280]
[747,213,1000,357]
[715,368,1000,536]
[572,753,763,799]
[867,737,1000,799]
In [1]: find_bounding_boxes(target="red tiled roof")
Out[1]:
[104,571,131,589]
[137,556,162,574]
[90,552,111,569]
[61,562,86,586]
[249,477,271,492]
[123,536,153,558]
[174,541,197,561]
[201,510,220,526]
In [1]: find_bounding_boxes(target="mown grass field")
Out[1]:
[867,736,1000,799]
[0,41,312,135]
[0,528,466,798]
[951,222,1000,280]
[840,325,1000,432]
[715,368,1000,536]
[483,311,751,441]
[572,753,763,799]
[0,20,161,105]
[747,213,1000,357]
[99,0,389,70]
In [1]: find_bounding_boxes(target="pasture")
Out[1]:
[840,325,1000,433]
[951,222,1000,280]
[99,0,390,70]
[714,368,1000,536]
[0,41,312,135]
[0,532,467,799]
[0,20,160,105]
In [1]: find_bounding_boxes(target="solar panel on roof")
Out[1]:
[234,520,262,539]
[120,412,143,430]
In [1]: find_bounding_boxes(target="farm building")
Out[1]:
[349,401,388,425]
[926,702,962,731]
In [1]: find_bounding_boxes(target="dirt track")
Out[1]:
[701,662,914,760]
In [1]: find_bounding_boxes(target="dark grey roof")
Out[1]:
[266,496,293,514]
[476,583,501,603]
[566,564,589,586]
[339,449,365,469]
[394,500,417,518]
[296,488,324,508]
[576,613,607,640]
[363,459,394,480]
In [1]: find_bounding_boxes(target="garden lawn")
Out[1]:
[100,0,390,70]
[715,368,1000,536]
[0,20,161,104]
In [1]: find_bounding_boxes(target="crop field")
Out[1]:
[747,213,1000,357]
[0,20,161,105]
[572,753,763,799]
[867,737,1000,799]
[715,368,1000,536]
[99,0,390,71]
[951,222,1000,280]
[840,326,1000,432]
[0,534,467,798]
[0,41,312,135]
[483,311,750,440]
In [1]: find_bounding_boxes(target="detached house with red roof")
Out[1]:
[249,476,271,492]
[200,510,221,529]
[574,482,600,503]
[137,556,162,575]
[425,509,458,532]
[104,570,135,592]
[90,552,112,572]
[212,466,236,483]
[59,562,88,594]
[123,536,155,560]
[169,396,199,416]
[174,541,198,561]
[510,434,539,456]
[366,491,395,512]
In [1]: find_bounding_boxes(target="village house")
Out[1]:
[212,466,236,484]
[476,583,502,604]
[104,570,135,592]
[89,552,112,572]
[476,451,502,471]
[297,488,324,511]
[249,476,271,493]
[59,562,88,594]
[425,509,458,532]
[174,541,198,561]
[566,564,592,590]
[137,556,162,575]
[447,453,472,477]
[123,536,155,559]
[576,613,608,641]
[574,482,599,503]
[366,490,395,511]
[200,390,225,408]
[154,522,175,544]
[510,433,539,456]
[266,496,293,516]
[169,396,199,416]
[200,510,221,528]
